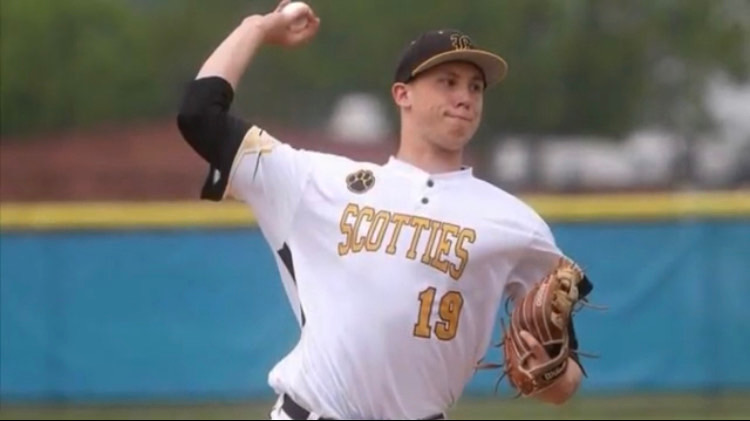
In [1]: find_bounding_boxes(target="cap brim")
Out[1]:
[411,50,508,87]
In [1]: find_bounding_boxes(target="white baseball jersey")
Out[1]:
[223,126,567,419]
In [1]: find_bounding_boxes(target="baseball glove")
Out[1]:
[478,257,597,397]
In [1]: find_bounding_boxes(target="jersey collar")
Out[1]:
[384,156,474,181]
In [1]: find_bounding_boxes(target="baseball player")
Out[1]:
[177,1,589,419]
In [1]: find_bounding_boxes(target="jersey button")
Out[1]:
[421,197,429,204]
[426,179,434,188]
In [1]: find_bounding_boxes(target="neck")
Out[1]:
[396,128,464,174]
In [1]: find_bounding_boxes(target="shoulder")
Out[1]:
[467,177,547,224]
[278,144,385,189]
[251,127,378,171]
[299,148,382,175]
[466,177,554,240]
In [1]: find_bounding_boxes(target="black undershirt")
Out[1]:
[176,76,252,200]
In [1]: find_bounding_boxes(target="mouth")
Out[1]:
[445,113,474,123]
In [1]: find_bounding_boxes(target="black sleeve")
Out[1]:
[569,275,594,375]
[568,317,584,372]
[176,76,252,201]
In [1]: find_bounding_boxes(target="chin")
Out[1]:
[441,129,474,151]
[436,136,471,152]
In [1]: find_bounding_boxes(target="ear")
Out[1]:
[391,82,412,109]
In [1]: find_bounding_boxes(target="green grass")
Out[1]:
[2,393,748,420]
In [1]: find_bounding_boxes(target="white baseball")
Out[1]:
[281,1,312,32]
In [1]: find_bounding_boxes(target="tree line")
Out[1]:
[2,0,748,142]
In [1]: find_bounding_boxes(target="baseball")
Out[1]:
[281,1,312,32]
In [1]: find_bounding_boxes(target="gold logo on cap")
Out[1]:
[451,34,473,50]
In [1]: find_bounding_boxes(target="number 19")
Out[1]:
[413,287,464,341]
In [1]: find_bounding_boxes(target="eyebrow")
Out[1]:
[440,70,484,82]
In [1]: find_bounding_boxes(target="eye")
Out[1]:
[470,82,484,93]
[440,78,456,87]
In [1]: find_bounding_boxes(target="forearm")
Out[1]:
[196,15,267,89]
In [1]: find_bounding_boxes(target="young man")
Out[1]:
[177,1,588,419]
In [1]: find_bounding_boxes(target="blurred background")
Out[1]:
[1,0,749,419]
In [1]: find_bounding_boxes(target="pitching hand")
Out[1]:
[260,0,320,48]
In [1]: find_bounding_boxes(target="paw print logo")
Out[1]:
[346,169,376,194]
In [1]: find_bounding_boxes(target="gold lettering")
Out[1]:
[352,207,375,253]
[366,210,391,252]
[337,203,359,256]
[420,220,442,264]
[451,228,476,281]
[406,217,430,260]
[337,204,477,281]
[431,222,459,275]
[386,213,411,255]
[450,34,473,50]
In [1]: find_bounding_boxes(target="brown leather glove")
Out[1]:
[479,257,596,397]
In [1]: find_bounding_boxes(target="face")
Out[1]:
[393,61,485,152]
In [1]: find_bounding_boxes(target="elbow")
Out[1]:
[175,77,235,163]
[176,90,213,136]
[175,79,221,142]
[176,110,201,139]
[175,109,216,163]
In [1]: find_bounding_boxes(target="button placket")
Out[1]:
[421,178,434,205]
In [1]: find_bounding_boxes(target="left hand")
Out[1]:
[519,330,582,405]
[518,330,550,367]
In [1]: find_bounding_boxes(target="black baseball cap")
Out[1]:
[393,29,508,88]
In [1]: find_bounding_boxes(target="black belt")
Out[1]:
[280,393,445,420]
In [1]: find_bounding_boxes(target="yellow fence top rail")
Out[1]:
[1,190,749,231]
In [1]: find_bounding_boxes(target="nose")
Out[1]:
[454,87,473,110]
